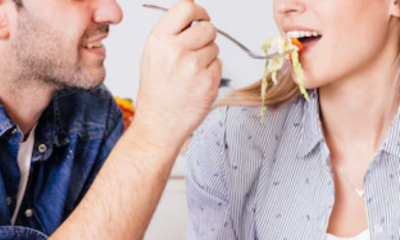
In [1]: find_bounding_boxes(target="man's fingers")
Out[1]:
[207,57,222,79]
[186,42,219,70]
[202,57,223,92]
[157,2,210,35]
[177,21,217,50]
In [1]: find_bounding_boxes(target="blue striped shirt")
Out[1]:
[185,89,400,240]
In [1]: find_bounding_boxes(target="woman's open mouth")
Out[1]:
[287,30,322,52]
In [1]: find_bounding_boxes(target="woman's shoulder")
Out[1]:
[204,97,306,137]
[188,96,308,165]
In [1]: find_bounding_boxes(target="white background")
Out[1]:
[103,0,279,100]
[102,0,279,239]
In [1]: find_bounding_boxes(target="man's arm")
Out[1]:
[50,123,190,240]
[49,0,221,239]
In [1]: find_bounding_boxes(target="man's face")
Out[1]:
[2,0,123,89]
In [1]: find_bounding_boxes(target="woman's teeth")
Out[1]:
[287,30,322,39]
[85,41,103,49]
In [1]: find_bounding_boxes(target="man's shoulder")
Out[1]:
[53,84,123,138]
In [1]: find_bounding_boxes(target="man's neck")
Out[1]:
[0,79,55,135]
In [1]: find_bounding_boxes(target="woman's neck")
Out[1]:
[319,49,398,163]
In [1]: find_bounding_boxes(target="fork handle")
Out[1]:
[144,4,194,32]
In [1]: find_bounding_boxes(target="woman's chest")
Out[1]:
[225,142,400,239]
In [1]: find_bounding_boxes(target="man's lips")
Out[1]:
[81,33,109,48]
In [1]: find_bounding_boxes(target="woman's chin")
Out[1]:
[291,71,322,90]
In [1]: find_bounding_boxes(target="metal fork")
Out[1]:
[142,4,286,60]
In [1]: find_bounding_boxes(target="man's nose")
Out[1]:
[93,0,123,25]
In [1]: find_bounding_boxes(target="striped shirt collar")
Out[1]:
[380,104,400,157]
[298,89,325,158]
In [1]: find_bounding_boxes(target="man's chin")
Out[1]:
[55,70,106,90]
[76,67,106,89]
[74,77,105,90]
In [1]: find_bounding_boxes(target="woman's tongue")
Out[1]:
[299,36,321,48]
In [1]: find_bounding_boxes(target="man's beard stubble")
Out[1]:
[4,10,109,90]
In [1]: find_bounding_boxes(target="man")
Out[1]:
[0,0,221,238]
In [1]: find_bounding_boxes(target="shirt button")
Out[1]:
[11,128,18,135]
[6,197,12,205]
[25,209,33,218]
[38,144,47,153]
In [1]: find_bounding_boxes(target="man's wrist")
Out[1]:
[127,113,189,145]
[123,118,185,158]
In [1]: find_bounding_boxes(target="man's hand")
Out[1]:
[49,1,221,240]
[134,0,222,147]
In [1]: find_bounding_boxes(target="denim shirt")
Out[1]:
[0,84,124,239]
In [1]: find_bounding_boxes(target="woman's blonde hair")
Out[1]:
[213,61,300,110]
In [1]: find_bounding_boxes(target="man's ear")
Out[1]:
[0,8,10,39]
[390,0,400,18]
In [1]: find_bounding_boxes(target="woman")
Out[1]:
[185,0,400,239]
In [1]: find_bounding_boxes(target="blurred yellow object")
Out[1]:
[114,96,135,130]
[114,96,134,110]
